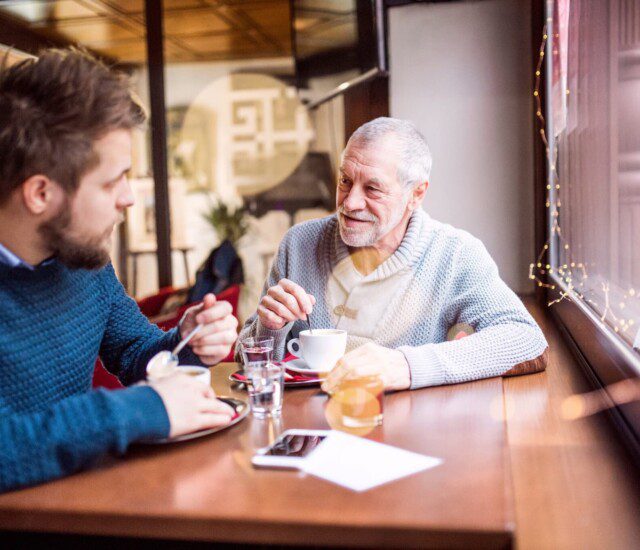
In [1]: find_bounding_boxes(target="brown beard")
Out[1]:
[38,198,111,270]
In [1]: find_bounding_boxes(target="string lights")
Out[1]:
[529,23,639,341]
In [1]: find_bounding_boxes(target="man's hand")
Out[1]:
[150,374,235,438]
[321,342,411,393]
[257,278,316,330]
[181,294,238,365]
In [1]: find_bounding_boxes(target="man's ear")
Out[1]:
[21,175,62,215]
[408,180,428,211]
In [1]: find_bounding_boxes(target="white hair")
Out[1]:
[343,117,432,189]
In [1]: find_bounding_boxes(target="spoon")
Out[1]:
[306,308,314,334]
[146,324,203,379]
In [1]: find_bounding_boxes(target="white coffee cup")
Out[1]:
[286,329,347,373]
[177,365,211,386]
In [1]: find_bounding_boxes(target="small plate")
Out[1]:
[140,397,248,444]
[285,358,332,375]
[229,369,320,388]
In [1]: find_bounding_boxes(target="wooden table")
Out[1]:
[0,367,513,548]
[0,300,639,548]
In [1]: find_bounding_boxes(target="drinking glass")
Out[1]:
[240,336,274,365]
[244,361,284,418]
[332,374,384,428]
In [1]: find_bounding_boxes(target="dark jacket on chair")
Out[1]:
[187,239,244,303]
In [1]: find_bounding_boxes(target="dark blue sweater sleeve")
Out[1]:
[98,265,202,385]
[0,386,169,493]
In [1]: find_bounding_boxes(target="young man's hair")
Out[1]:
[0,48,146,204]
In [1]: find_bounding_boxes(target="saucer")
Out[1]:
[229,369,320,388]
[139,397,248,444]
[286,358,332,375]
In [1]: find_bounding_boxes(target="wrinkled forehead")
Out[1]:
[341,134,402,179]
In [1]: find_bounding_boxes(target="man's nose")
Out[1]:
[342,186,366,211]
[117,178,135,209]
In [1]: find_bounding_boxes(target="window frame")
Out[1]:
[539,0,640,463]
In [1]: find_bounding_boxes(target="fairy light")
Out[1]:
[529,24,639,340]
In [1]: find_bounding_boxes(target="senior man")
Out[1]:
[238,117,548,392]
[0,49,237,492]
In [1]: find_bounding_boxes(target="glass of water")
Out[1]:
[244,361,284,418]
[240,336,274,365]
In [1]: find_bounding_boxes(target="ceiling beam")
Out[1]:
[0,10,70,56]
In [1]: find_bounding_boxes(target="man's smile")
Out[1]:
[341,214,373,228]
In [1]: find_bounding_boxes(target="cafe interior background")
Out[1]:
[1,0,640,495]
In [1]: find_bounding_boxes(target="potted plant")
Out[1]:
[201,197,250,245]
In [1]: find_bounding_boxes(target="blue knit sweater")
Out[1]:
[0,260,197,493]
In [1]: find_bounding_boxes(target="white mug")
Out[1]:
[177,365,211,386]
[286,329,347,373]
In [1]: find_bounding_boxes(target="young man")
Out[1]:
[0,49,238,492]
[238,117,548,392]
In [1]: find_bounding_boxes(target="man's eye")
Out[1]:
[339,178,350,186]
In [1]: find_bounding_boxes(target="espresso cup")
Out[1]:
[286,329,347,373]
[177,365,211,386]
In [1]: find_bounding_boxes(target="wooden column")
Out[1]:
[144,0,172,288]
[343,75,390,142]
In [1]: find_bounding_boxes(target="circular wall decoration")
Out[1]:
[177,73,313,202]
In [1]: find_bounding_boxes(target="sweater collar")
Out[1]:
[0,241,56,271]
[331,209,430,281]
[0,257,62,280]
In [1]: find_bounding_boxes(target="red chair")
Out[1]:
[92,358,123,390]
[92,285,241,389]
[136,286,177,318]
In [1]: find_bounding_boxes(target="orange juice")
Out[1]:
[333,374,384,428]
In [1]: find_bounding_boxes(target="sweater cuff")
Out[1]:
[398,345,446,389]
[169,327,205,367]
[106,385,171,443]
[256,319,294,339]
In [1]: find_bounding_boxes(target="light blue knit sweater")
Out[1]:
[238,209,548,388]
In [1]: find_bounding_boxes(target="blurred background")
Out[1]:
[3,0,639,356]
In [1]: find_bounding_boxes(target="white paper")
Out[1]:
[300,431,442,492]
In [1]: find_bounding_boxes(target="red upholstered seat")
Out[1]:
[92,285,241,389]
[92,358,122,390]
[136,286,177,318]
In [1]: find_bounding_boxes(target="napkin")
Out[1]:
[300,431,443,492]
[231,370,319,383]
[233,354,320,383]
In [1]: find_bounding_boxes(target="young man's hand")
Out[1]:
[257,278,316,330]
[150,374,234,438]
[180,294,238,365]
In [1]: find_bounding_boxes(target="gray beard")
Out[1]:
[337,201,408,248]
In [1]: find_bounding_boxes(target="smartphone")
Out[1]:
[251,429,330,469]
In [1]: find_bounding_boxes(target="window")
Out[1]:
[542,0,640,456]
[544,0,640,357]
